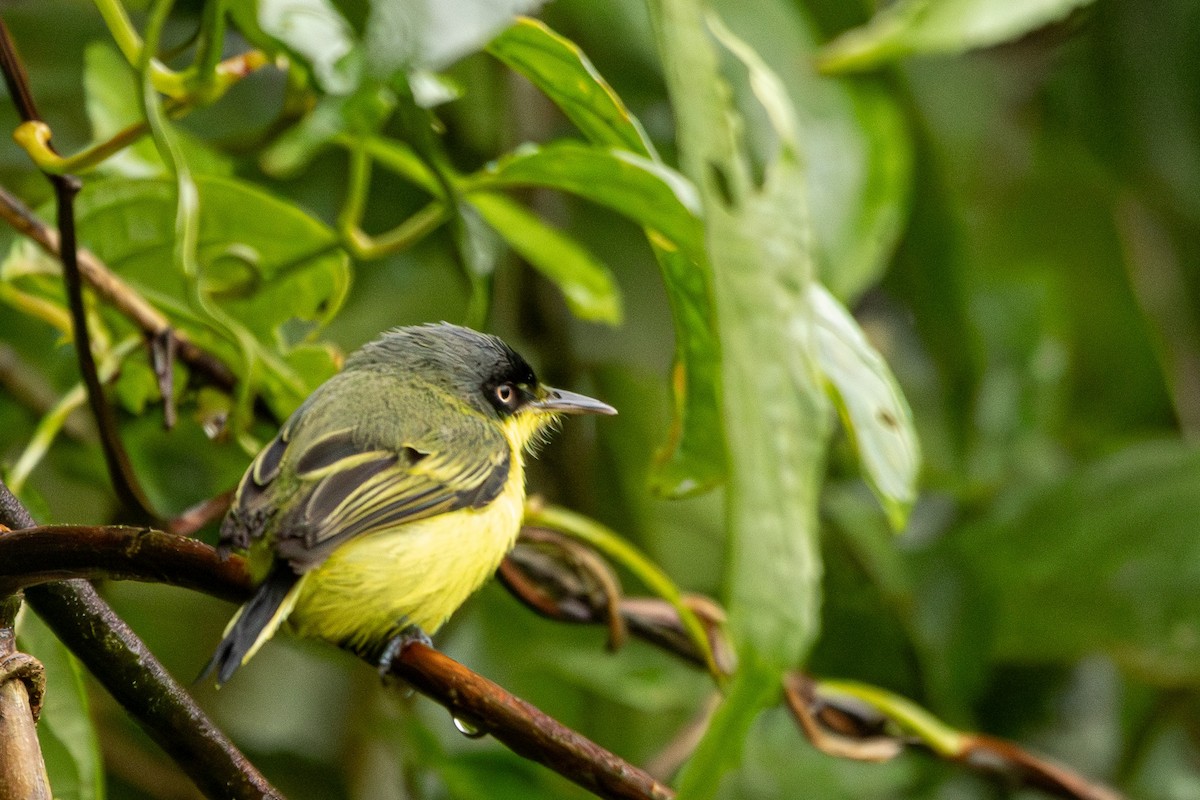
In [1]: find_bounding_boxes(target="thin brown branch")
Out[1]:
[0,21,157,522]
[391,644,674,800]
[782,672,902,762]
[781,673,1125,800]
[503,530,734,673]
[504,532,1124,800]
[0,482,282,800]
[954,735,1124,800]
[167,489,235,537]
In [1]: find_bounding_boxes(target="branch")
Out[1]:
[0,525,249,600]
[0,483,283,800]
[0,515,1127,800]
[0,21,157,522]
[503,528,1127,800]
[0,522,674,800]
[393,644,673,800]
[784,675,1125,800]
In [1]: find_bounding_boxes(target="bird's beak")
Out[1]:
[533,386,618,416]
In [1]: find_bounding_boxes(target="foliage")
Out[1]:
[0,0,1197,798]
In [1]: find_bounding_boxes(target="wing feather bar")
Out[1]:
[275,426,512,571]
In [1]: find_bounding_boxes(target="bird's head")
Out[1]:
[349,323,616,452]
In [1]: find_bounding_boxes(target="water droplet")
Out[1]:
[452,716,486,739]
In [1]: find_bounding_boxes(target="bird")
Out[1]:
[203,322,616,685]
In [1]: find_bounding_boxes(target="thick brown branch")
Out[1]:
[0,21,157,522]
[0,525,250,601]
[0,483,282,800]
[0,522,675,800]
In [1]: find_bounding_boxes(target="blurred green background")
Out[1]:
[3,0,1200,798]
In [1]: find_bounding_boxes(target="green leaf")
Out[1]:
[231,0,361,94]
[487,17,656,157]
[466,192,622,324]
[489,18,724,496]
[957,441,1200,686]
[18,610,104,800]
[4,176,350,416]
[83,43,232,178]
[471,141,705,263]
[648,4,834,795]
[811,284,919,530]
[816,0,1097,73]
[259,95,356,178]
[112,354,158,415]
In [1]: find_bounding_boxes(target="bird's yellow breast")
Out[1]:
[286,447,526,653]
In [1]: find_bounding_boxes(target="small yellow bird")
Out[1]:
[204,323,615,684]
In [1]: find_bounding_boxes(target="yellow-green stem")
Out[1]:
[817,679,967,757]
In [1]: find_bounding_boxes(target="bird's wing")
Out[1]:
[219,409,511,572]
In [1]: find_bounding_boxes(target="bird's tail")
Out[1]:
[200,562,303,686]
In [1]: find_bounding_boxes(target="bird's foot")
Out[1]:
[376,624,433,679]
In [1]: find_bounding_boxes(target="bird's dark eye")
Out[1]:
[494,382,517,406]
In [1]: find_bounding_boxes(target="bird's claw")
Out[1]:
[376,624,433,678]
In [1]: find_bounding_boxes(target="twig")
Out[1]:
[167,489,235,537]
[0,343,95,441]
[0,482,283,800]
[0,21,157,522]
[954,734,1124,800]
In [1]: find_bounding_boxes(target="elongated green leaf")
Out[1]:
[490,17,724,496]
[18,611,104,800]
[649,245,725,497]
[467,192,622,324]
[816,0,1096,73]
[471,141,705,263]
[811,284,919,529]
[957,441,1200,685]
[487,17,656,157]
[648,4,832,795]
